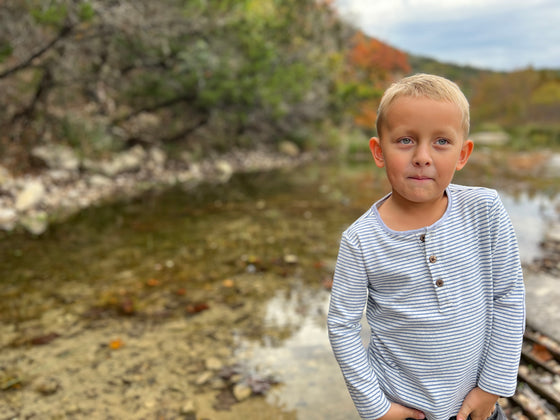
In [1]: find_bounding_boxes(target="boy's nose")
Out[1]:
[413,147,432,166]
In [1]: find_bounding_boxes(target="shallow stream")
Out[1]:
[1,153,559,418]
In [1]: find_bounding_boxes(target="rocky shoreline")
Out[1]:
[0,141,315,235]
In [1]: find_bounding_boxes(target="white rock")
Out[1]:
[149,147,167,167]
[215,160,233,182]
[84,146,147,177]
[20,210,48,235]
[278,141,300,157]
[545,224,560,243]
[15,180,46,212]
[32,144,80,171]
[88,174,112,188]
[0,207,17,231]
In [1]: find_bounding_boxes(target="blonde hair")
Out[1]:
[376,73,470,138]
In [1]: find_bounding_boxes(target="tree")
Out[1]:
[0,0,348,170]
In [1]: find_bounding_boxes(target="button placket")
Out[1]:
[423,232,452,311]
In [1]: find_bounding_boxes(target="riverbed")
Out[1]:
[1,151,559,419]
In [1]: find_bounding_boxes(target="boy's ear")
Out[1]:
[369,137,385,168]
[456,139,474,170]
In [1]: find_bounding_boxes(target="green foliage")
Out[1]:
[29,1,68,27]
[78,2,95,22]
[59,117,118,158]
[5,0,558,166]
[0,42,13,63]
[531,81,560,105]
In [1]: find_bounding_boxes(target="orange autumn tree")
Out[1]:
[345,31,411,130]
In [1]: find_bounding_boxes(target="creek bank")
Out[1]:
[0,141,317,235]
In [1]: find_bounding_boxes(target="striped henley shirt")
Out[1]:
[327,184,525,420]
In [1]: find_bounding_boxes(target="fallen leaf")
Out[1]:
[531,343,553,362]
[109,338,124,350]
[118,298,135,315]
[175,288,187,296]
[30,332,60,346]
[222,279,235,288]
[146,278,161,287]
[1,377,22,390]
[186,303,210,314]
[313,261,325,269]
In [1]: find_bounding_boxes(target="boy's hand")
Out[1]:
[377,402,425,419]
[457,387,498,420]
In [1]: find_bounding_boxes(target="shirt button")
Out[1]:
[436,279,444,287]
[429,255,437,263]
[419,234,426,242]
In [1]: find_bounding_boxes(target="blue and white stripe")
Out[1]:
[327,184,525,420]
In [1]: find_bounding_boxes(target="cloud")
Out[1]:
[334,0,560,70]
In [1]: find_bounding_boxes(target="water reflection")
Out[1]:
[500,190,560,264]
[236,285,360,419]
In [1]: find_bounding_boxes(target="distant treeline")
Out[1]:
[0,0,559,172]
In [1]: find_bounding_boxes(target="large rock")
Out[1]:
[278,141,300,157]
[84,145,147,177]
[214,160,233,182]
[31,144,80,171]
[19,210,48,235]
[15,180,46,212]
[524,270,560,342]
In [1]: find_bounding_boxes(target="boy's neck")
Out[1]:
[378,192,449,231]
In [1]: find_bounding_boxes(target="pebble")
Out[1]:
[233,383,252,401]
[284,254,299,264]
[195,371,213,386]
[180,399,197,415]
[33,376,60,395]
[205,357,223,370]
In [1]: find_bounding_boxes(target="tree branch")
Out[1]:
[0,24,73,79]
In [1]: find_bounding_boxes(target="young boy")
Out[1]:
[327,74,525,420]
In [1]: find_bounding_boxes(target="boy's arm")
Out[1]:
[327,233,392,419]
[476,196,525,397]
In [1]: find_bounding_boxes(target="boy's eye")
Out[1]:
[436,138,449,145]
[399,137,413,144]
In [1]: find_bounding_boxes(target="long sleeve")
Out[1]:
[477,195,525,396]
[327,233,391,419]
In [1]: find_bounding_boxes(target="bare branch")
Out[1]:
[0,24,73,79]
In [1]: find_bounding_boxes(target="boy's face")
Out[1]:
[369,96,473,207]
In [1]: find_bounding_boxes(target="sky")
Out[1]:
[333,0,560,71]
